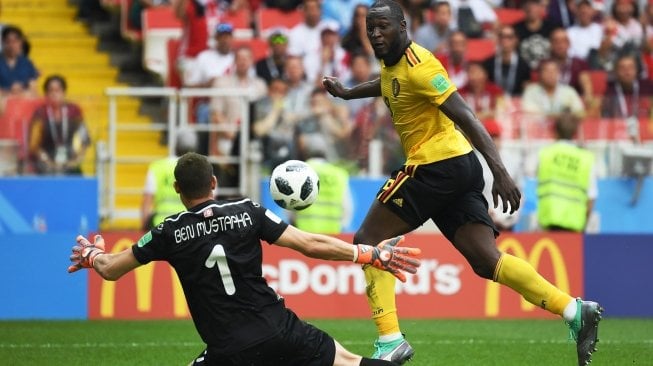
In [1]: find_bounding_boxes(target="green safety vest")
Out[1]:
[150,158,186,226]
[537,142,594,232]
[294,160,349,234]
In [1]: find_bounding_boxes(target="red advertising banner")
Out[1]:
[88,232,583,319]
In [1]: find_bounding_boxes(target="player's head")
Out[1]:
[367,0,408,62]
[174,152,215,202]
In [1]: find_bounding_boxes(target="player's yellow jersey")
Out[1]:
[380,42,472,165]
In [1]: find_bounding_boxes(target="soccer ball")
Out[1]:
[269,160,320,211]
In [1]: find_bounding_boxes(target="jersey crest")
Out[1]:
[392,78,400,97]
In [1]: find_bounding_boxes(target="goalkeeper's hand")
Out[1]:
[68,234,106,273]
[353,236,421,282]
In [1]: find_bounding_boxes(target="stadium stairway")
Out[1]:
[1,0,166,229]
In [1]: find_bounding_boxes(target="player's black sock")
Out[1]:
[360,357,399,366]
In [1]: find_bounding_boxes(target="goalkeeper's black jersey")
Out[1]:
[131,198,289,354]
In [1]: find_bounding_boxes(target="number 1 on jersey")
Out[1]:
[205,244,236,295]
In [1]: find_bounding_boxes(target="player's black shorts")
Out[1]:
[191,308,335,366]
[376,151,498,242]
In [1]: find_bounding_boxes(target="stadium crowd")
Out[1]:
[1,0,652,231]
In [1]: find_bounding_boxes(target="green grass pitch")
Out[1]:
[0,318,651,365]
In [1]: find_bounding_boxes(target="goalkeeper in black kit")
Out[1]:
[68,152,421,366]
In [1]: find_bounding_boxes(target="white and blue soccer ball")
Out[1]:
[269,160,320,211]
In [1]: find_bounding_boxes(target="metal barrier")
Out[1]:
[100,87,253,225]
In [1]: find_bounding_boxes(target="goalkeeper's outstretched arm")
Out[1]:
[273,225,421,282]
[67,234,141,281]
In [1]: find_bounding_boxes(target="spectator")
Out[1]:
[190,22,235,89]
[601,54,653,119]
[349,96,403,175]
[548,28,594,106]
[0,26,38,97]
[252,78,295,169]
[264,0,302,11]
[295,88,350,162]
[567,0,604,60]
[287,0,339,61]
[341,4,375,58]
[536,112,597,232]
[209,46,267,188]
[284,55,313,123]
[344,53,375,120]
[435,31,469,88]
[304,24,350,85]
[141,129,198,231]
[595,0,644,71]
[255,29,289,85]
[293,139,352,234]
[458,62,504,123]
[448,0,498,39]
[322,0,374,34]
[547,0,575,28]
[522,59,585,120]
[514,0,556,69]
[483,25,532,96]
[476,119,522,231]
[28,75,90,175]
[414,1,453,54]
[172,0,219,87]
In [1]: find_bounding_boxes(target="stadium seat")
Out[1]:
[142,6,183,80]
[221,9,254,39]
[256,8,303,37]
[166,39,183,88]
[0,97,44,170]
[495,8,526,25]
[466,38,495,61]
[587,70,608,96]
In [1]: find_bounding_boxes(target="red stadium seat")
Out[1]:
[587,70,608,96]
[466,38,495,62]
[256,8,303,37]
[0,97,44,166]
[166,39,183,88]
[495,8,526,25]
[221,10,254,39]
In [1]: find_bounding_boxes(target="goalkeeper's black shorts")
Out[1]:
[192,308,335,366]
[376,151,498,241]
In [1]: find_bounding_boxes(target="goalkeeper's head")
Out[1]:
[174,152,216,205]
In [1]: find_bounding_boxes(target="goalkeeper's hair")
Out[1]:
[174,152,213,199]
[370,0,405,22]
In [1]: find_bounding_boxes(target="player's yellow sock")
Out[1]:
[494,253,573,316]
[364,265,401,336]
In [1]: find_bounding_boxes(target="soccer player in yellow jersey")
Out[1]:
[323,1,602,365]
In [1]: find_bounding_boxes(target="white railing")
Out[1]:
[100,87,254,225]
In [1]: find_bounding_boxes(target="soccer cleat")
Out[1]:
[566,298,604,366]
[371,336,415,364]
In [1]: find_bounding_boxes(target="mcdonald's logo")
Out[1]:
[96,236,189,318]
[485,236,578,317]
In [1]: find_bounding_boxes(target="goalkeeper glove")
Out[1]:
[353,236,421,282]
[68,234,106,273]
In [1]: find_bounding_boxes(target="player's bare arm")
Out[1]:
[68,234,141,281]
[322,76,381,100]
[274,225,421,282]
[440,92,522,214]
